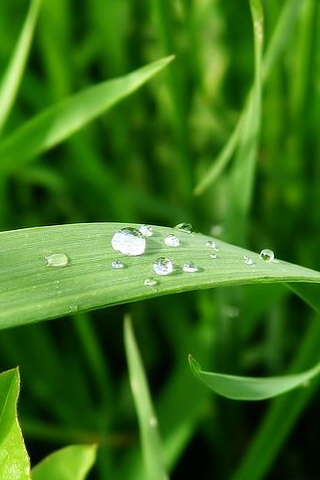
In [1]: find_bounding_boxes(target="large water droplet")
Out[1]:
[183,262,198,273]
[244,255,254,266]
[260,249,274,262]
[139,224,153,237]
[164,234,180,247]
[153,257,173,276]
[175,222,193,234]
[149,416,158,427]
[111,227,146,256]
[111,259,124,269]
[144,278,158,287]
[46,253,69,267]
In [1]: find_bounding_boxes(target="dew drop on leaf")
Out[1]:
[46,253,69,267]
[260,249,275,262]
[174,222,193,234]
[144,278,158,287]
[111,227,146,256]
[111,259,124,269]
[164,234,180,247]
[139,224,154,237]
[153,257,173,276]
[183,262,198,273]
[244,255,254,266]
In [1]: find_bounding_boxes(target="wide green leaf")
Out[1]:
[0,222,320,330]
[0,368,30,479]
[189,354,320,401]
[124,317,168,480]
[0,56,174,172]
[0,0,42,134]
[31,444,97,480]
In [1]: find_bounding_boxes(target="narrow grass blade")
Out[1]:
[0,222,320,329]
[0,56,174,173]
[225,0,264,242]
[32,444,97,480]
[231,315,320,480]
[0,0,42,134]
[0,368,31,479]
[124,317,168,480]
[194,0,305,195]
[189,354,320,401]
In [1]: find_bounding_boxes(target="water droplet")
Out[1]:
[210,253,218,259]
[144,278,158,287]
[139,224,154,237]
[206,240,216,249]
[111,259,124,269]
[46,253,69,267]
[183,262,198,273]
[68,304,79,314]
[244,255,254,266]
[149,416,158,427]
[164,234,180,247]
[260,249,275,262]
[175,222,193,234]
[153,257,173,276]
[111,227,146,256]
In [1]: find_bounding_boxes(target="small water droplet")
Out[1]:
[153,257,173,276]
[149,416,158,427]
[144,278,158,287]
[69,304,79,314]
[260,249,275,262]
[244,255,254,266]
[46,253,69,267]
[164,234,180,247]
[111,259,124,269]
[210,253,218,259]
[183,262,198,273]
[111,227,146,256]
[139,224,154,237]
[206,240,216,249]
[175,222,193,234]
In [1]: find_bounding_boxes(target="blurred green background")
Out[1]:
[0,0,320,478]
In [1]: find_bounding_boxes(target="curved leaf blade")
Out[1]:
[0,56,174,172]
[0,222,319,330]
[188,355,320,401]
[31,444,97,480]
[0,0,42,134]
[0,368,31,479]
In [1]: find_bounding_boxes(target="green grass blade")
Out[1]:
[188,354,320,401]
[0,222,320,329]
[225,0,264,242]
[31,444,97,480]
[0,0,42,134]
[124,317,168,480]
[231,315,320,480]
[194,0,305,196]
[0,56,174,173]
[0,368,31,479]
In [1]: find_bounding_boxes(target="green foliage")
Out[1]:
[0,369,30,479]
[0,222,319,330]
[32,444,97,480]
[189,354,320,401]
[124,317,167,480]
[0,0,319,478]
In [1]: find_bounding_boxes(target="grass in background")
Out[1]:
[0,0,319,479]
